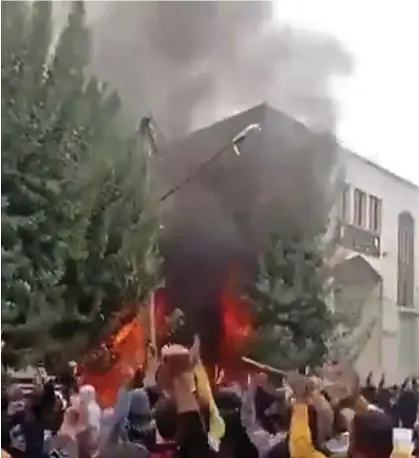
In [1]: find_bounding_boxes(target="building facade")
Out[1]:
[161,102,419,380]
[335,150,419,381]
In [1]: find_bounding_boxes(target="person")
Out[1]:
[97,408,115,452]
[310,377,334,444]
[240,373,288,457]
[102,366,145,448]
[215,387,258,458]
[98,442,150,458]
[152,397,179,458]
[46,394,90,458]
[349,409,393,458]
[3,384,45,458]
[79,385,101,432]
[2,385,27,458]
[33,378,64,438]
[396,378,419,429]
[120,388,155,451]
[413,424,419,458]
[159,342,217,458]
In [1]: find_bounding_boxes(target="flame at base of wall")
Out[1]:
[80,280,253,407]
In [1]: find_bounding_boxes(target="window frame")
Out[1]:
[397,211,415,307]
[353,188,367,228]
[368,194,382,234]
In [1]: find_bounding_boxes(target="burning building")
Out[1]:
[156,102,338,358]
[81,104,339,406]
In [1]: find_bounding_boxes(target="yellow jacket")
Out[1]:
[289,403,326,458]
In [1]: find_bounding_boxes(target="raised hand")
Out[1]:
[319,361,360,402]
[190,334,201,365]
[161,343,192,376]
[286,371,314,402]
[251,372,268,389]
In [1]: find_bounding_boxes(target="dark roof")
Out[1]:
[166,102,313,154]
[157,102,333,192]
[157,103,419,191]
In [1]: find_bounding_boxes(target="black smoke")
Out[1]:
[86,1,352,137]
[56,2,352,360]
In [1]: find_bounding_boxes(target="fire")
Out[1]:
[81,316,146,407]
[221,290,253,353]
[80,275,254,405]
[218,267,254,375]
[80,291,169,408]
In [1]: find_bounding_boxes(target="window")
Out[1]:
[368,195,382,233]
[353,189,367,227]
[340,183,350,222]
[397,212,415,307]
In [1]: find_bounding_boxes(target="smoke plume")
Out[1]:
[86,1,352,137]
[79,2,352,358]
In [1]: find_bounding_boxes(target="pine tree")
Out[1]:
[1,0,76,337]
[249,235,334,369]
[1,1,160,367]
[53,133,161,369]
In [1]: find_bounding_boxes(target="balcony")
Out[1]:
[337,223,381,258]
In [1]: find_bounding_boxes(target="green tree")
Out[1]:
[1,0,81,346]
[327,259,381,364]
[249,234,334,370]
[1,1,160,367]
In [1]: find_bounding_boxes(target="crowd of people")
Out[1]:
[1,338,419,458]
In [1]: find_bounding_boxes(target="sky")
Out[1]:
[275,0,419,186]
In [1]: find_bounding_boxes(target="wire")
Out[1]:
[158,143,233,202]
[158,123,261,202]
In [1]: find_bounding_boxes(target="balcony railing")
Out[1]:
[337,222,381,258]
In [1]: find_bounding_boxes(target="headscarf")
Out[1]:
[98,408,115,450]
[6,385,25,416]
[100,386,132,448]
[123,388,154,450]
[79,384,102,431]
[125,388,154,434]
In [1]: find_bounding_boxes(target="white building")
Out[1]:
[334,150,419,381]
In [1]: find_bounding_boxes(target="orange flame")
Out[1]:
[81,316,146,407]
[80,291,170,408]
[80,274,254,404]
[219,267,253,371]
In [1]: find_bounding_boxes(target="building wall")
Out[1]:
[339,150,419,380]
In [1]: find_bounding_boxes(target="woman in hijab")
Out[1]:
[121,388,155,451]
[79,385,101,431]
[79,384,102,451]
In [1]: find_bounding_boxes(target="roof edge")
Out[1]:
[343,148,419,191]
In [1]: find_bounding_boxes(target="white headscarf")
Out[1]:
[79,384,102,431]
[98,408,115,451]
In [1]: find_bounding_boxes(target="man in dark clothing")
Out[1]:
[350,409,393,458]
[396,383,418,428]
[3,400,44,458]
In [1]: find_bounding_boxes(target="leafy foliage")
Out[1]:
[249,235,334,369]
[1,1,160,368]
